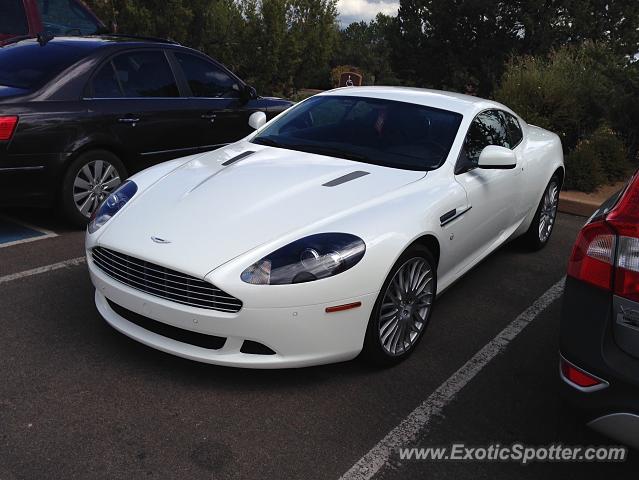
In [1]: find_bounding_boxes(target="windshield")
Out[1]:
[251,95,463,171]
[36,0,104,36]
[0,43,88,90]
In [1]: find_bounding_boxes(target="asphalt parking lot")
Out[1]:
[0,210,636,479]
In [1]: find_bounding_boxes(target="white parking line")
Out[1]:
[339,277,566,480]
[0,257,86,285]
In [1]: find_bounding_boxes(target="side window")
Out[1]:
[91,61,123,98]
[111,51,179,98]
[502,111,523,147]
[36,0,101,35]
[0,0,28,35]
[461,110,510,166]
[174,53,240,98]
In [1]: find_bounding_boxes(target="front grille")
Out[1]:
[92,247,243,313]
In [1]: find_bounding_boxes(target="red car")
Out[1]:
[0,0,106,44]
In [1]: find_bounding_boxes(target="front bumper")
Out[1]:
[89,259,376,368]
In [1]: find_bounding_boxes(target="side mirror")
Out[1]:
[248,111,267,130]
[478,145,517,170]
[241,85,258,103]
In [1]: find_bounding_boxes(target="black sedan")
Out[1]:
[560,168,639,448]
[0,35,293,225]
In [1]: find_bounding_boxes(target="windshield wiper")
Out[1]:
[253,137,371,164]
[252,136,285,148]
[288,144,369,163]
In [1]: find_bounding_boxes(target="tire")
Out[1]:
[362,245,437,367]
[60,150,127,228]
[522,173,560,251]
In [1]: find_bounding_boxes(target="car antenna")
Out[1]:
[36,32,54,46]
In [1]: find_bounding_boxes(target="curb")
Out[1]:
[558,192,599,217]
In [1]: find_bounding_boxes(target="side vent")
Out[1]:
[323,171,370,187]
[222,151,256,166]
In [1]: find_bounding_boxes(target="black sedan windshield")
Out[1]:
[252,95,463,171]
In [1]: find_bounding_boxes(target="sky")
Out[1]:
[337,0,400,26]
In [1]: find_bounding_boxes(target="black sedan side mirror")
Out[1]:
[241,85,258,103]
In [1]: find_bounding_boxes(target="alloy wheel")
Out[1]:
[539,180,559,243]
[73,160,121,218]
[378,257,434,356]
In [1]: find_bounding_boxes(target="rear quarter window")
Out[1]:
[0,43,88,90]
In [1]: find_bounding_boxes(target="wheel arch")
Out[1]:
[554,165,565,188]
[60,143,127,176]
[405,234,441,268]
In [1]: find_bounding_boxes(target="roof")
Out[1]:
[5,35,177,51]
[319,86,514,117]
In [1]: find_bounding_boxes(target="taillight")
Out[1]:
[567,221,616,290]
[607,171,639,302]
[568,170,639,299]
[0,116,18,141]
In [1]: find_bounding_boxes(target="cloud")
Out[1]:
[337,0,399,25]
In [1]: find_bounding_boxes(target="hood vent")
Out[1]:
[222,150,255,166]
[323,171,370,187]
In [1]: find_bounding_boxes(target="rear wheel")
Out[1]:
[61,150,126,228]
[522,174,560,251]
[362,246,437,366]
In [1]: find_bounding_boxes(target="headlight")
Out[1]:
[88,180,138,234]
[241,233,366,285]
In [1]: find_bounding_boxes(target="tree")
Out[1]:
[336,14,399,85]
[85,0,339,95]
[394,0,521,95]
[393,0,639,95]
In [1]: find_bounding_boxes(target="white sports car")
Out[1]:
[86,87,564,368]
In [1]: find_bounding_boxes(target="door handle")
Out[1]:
[118,117,140,125]
[201,113,217,122]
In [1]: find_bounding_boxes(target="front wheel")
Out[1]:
[522,174,560,250]
[60,150,127,228]
[362,246,437,367]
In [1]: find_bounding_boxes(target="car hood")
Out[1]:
[96,143,425,277]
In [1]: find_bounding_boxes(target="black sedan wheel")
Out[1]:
[61,150,127,228]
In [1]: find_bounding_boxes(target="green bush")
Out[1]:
[588,127,632,183]
[564,128,629,192]
[564,141,606,193]
[496,43,636,192]
[495,43,611,154]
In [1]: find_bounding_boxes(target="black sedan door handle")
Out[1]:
[201,113,217,122]
[118,117,140,124]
